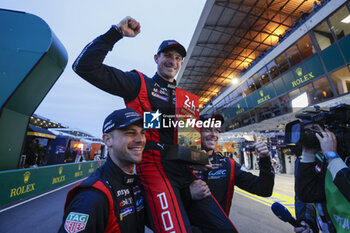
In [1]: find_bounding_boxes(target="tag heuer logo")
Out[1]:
[64,212,89,233]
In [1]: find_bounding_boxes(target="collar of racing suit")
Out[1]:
[104,156,138,186]
[209,151,226,164]
[152,73,176,89]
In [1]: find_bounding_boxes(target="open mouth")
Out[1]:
[206,138,217,144]
[128,146,143,153]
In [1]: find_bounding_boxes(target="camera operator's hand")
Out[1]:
[116,16,141,37]
[253,134,269,158]
[189,179,211,200]
[294,221,313,233]
[315,128,337,155]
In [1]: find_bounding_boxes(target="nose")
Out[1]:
[134,132,146,144]
[167,55,176,64]
[209,129,219,137]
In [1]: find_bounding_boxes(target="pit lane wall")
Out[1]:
[0,161,104,208]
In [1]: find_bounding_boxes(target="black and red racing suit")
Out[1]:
[58,157,145,233]
[203,152,275,215]
[72,26,237,233]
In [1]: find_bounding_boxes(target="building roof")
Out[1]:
[177,0,315,109]
[30,114,66,129]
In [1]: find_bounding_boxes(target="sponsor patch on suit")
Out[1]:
[64,212,89,233]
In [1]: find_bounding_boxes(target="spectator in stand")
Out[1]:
[312,1,321,12]
[278,34,284,42]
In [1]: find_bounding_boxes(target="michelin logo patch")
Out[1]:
[64,212,89,233]
[152,92,169,101]
[120,206,135,221]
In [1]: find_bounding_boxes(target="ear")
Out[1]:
[102,133,113,147]
[154,54,159,64]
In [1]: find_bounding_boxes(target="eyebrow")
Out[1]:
[121,127,144,133]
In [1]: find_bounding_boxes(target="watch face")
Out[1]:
[326,151,338,159]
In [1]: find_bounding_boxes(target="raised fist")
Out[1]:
[117,16,141,37]
[253,133,269,158]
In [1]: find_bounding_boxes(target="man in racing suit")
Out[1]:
[58,108,146,233]
[73,16,237,233]
[193,114,275,216]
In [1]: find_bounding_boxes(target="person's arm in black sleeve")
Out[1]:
[58,189,109,233]
[234,156,275,197]
[328,157,350,202]
[72,26,141,102]
[296,152,326,203]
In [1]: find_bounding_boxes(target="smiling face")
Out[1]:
[154,50,183,82]
[103,123,146,171]
[201,127,220,154]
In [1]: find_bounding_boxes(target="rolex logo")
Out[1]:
[237,104,240,109]
[296,68,302,76]
[260,90,264,97]
[24,171,31,184]
[78,164,81,171]
[59,166,63,175]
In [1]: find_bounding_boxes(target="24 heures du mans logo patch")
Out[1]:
[64,212,89,233]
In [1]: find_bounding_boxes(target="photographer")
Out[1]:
[295,123,350,233]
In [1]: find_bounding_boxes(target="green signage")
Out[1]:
[283,55,324,91]
[0,161,104,207]
[222,107,235,121]
[339,34,350,63]
[273,75,288,96]
[321,43,345,72]
[233,99,248,116]
[247,83,276,107]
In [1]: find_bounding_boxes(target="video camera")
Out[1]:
[285,103,350,160]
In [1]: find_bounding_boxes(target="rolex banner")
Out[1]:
[175,88,201,150]
[0,161,103,207]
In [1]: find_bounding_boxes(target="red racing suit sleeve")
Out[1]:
[72,27,141,103]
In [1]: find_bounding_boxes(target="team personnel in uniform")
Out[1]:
[73,16,237,233]
[195,114,275,215]
[58,108,146,233]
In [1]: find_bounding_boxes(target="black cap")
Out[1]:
[200,113,225,124]
[157,40,187,57]
[103,108,142,133]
